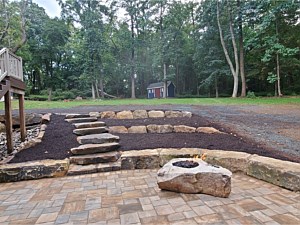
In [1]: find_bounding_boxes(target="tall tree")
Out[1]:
[217,0,239,97]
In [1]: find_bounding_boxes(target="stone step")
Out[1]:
[65,114,91,119]
[70,151,121,165]
[65,117,98,123]
[73,127,108,136]
[71,142,120,155]
[67,160,121,176]
[73,121,106,129]
[77,133,120,145]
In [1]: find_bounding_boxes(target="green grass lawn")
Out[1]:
[1,97,300,110]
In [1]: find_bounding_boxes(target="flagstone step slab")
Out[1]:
[67,160,121,176]
[71,142,120,155]
[70,151,122,165]
[65,117,98,123]
[65,114,91,119]
[77,133,120,145]
[73,127,108,136]
[73,121,106,129]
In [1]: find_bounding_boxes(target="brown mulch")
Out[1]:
[9,114,300,164]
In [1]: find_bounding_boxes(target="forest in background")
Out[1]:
[1,0,299,100]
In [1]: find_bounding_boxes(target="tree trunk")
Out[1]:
[275,19,283,97]
[95,79,100,98]
[276,53,282,97]
[91,83,96,99]
[130,14,136,99]
[237,0,246,97]
[99,77,104,98]
[47,88,52,101]
[163,63,167,98]
[215,76,219,98]
[216,1,239,98]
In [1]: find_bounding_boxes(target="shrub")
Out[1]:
[247,91,256,98]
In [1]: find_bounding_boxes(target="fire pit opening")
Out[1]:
[172,160,199,168]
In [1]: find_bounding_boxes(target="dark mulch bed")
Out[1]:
[9,114,300,163]
[10,115,77,163]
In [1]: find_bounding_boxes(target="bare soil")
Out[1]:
[10,111,300,163]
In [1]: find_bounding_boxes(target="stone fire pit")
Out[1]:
[157,158,232,198]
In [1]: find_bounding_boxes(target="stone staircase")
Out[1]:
[65,114,121,176]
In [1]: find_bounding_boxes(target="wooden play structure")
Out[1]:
[0,48,26,154]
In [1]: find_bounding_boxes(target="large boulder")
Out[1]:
[73,127,108,136]
[121,149,160,170]
[89,112,101,118]
[133,110,148,119]
[182,111,192,118]
[196,127,223,134]
[70,142,120,155]
[100,111,116,119]
[247,155,300,191]
[147,124,173,133]
[165,111,183,118]
[148,110,165,118]
[128,126,147,133]
[65,114,90,119]
[0,159,69,183]
[108,126,128,133]
[0,113,42,127]
[73,121,106,129]
[157,158,232,197]
[204,150,251,173]
[116,111,133,119]
[173,125,196,133]
[70,151,121,165]
[77,133,119,145]
[0,123,5,132]
[65,117,98,123]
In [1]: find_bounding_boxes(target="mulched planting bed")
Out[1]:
[9,114,300,163]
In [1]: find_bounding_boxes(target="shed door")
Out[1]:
[154,88,161,98]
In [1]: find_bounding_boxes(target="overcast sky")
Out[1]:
[32,0,201,19]
[32,0,61,18]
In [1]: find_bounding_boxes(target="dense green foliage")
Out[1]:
[1,0,299,99]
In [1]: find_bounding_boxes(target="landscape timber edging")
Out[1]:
[0,148,299,192]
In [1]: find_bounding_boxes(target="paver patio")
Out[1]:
[0,169,299,225]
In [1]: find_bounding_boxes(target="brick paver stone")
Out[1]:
[0,170,299,225]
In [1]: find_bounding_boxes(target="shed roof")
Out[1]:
[147,81,173,89]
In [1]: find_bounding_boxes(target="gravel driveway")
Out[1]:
[7,103,300,162]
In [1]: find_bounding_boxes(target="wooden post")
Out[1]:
[4,91,13,154]
[18,94,26,142]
